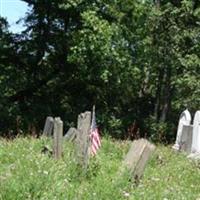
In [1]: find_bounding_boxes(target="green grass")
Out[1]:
[1,137,200,200]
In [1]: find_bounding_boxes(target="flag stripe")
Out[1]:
[90,106,101,156]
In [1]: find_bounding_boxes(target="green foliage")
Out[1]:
[0,0,199,141]
[1,137,200,199]
[144,116,176,143]
[0,137,128,200]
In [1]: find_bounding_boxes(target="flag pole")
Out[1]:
[92,105,95,117]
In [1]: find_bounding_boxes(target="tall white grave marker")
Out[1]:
[191,111,200,154]
[173,109,191,150]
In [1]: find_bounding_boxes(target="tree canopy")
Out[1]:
[0,0,199,142]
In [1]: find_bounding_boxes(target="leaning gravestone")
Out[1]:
[75,111,91,169]
[179,125,193,153]
[119,139,155,182]
[172,109,191,151]
[43,116,54,136]
[64,127,78,142]
[190,111,200,155]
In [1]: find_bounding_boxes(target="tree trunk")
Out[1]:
[139,68,150,98]
[154,68,164,122]
[160,67,171,122]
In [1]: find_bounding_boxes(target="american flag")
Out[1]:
[90,106,101,156]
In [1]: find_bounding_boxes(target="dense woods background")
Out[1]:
[0,0,199,142]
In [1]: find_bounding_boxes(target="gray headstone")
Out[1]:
[75,111,91,169]
[53,117,63,159]
[43,116,54,136]
[121,139,155,181]
[180,125,193,153]
[64,127,78,142]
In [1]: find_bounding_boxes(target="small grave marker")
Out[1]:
[75,111,91,169]
[180,125,193,153]
[64,127,78,142]
[120,139,155,181]
[43,116,54,137]
[53,117,63,159]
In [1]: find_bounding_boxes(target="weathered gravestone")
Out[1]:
[179,125,193,153]
[190,111,200,156]
[120,139,155,181]
[43,116,54,137]
[172,109,191,151]
[64,127,78,142]
[75,111,91,169]
[53,117,63,159]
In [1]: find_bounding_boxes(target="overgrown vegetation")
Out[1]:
[0,0,199,141]
[1,137,200,199]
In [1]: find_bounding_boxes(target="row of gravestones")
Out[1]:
[42,117,63,159]
[43,116,82,141]
[42,112,92,166]
[172,109,200,159]
[42,114,156,181]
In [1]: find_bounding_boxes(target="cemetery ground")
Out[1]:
[1,137,200,200]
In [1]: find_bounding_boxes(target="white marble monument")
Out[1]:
[172,109,191,150]
[190,111,200,156]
